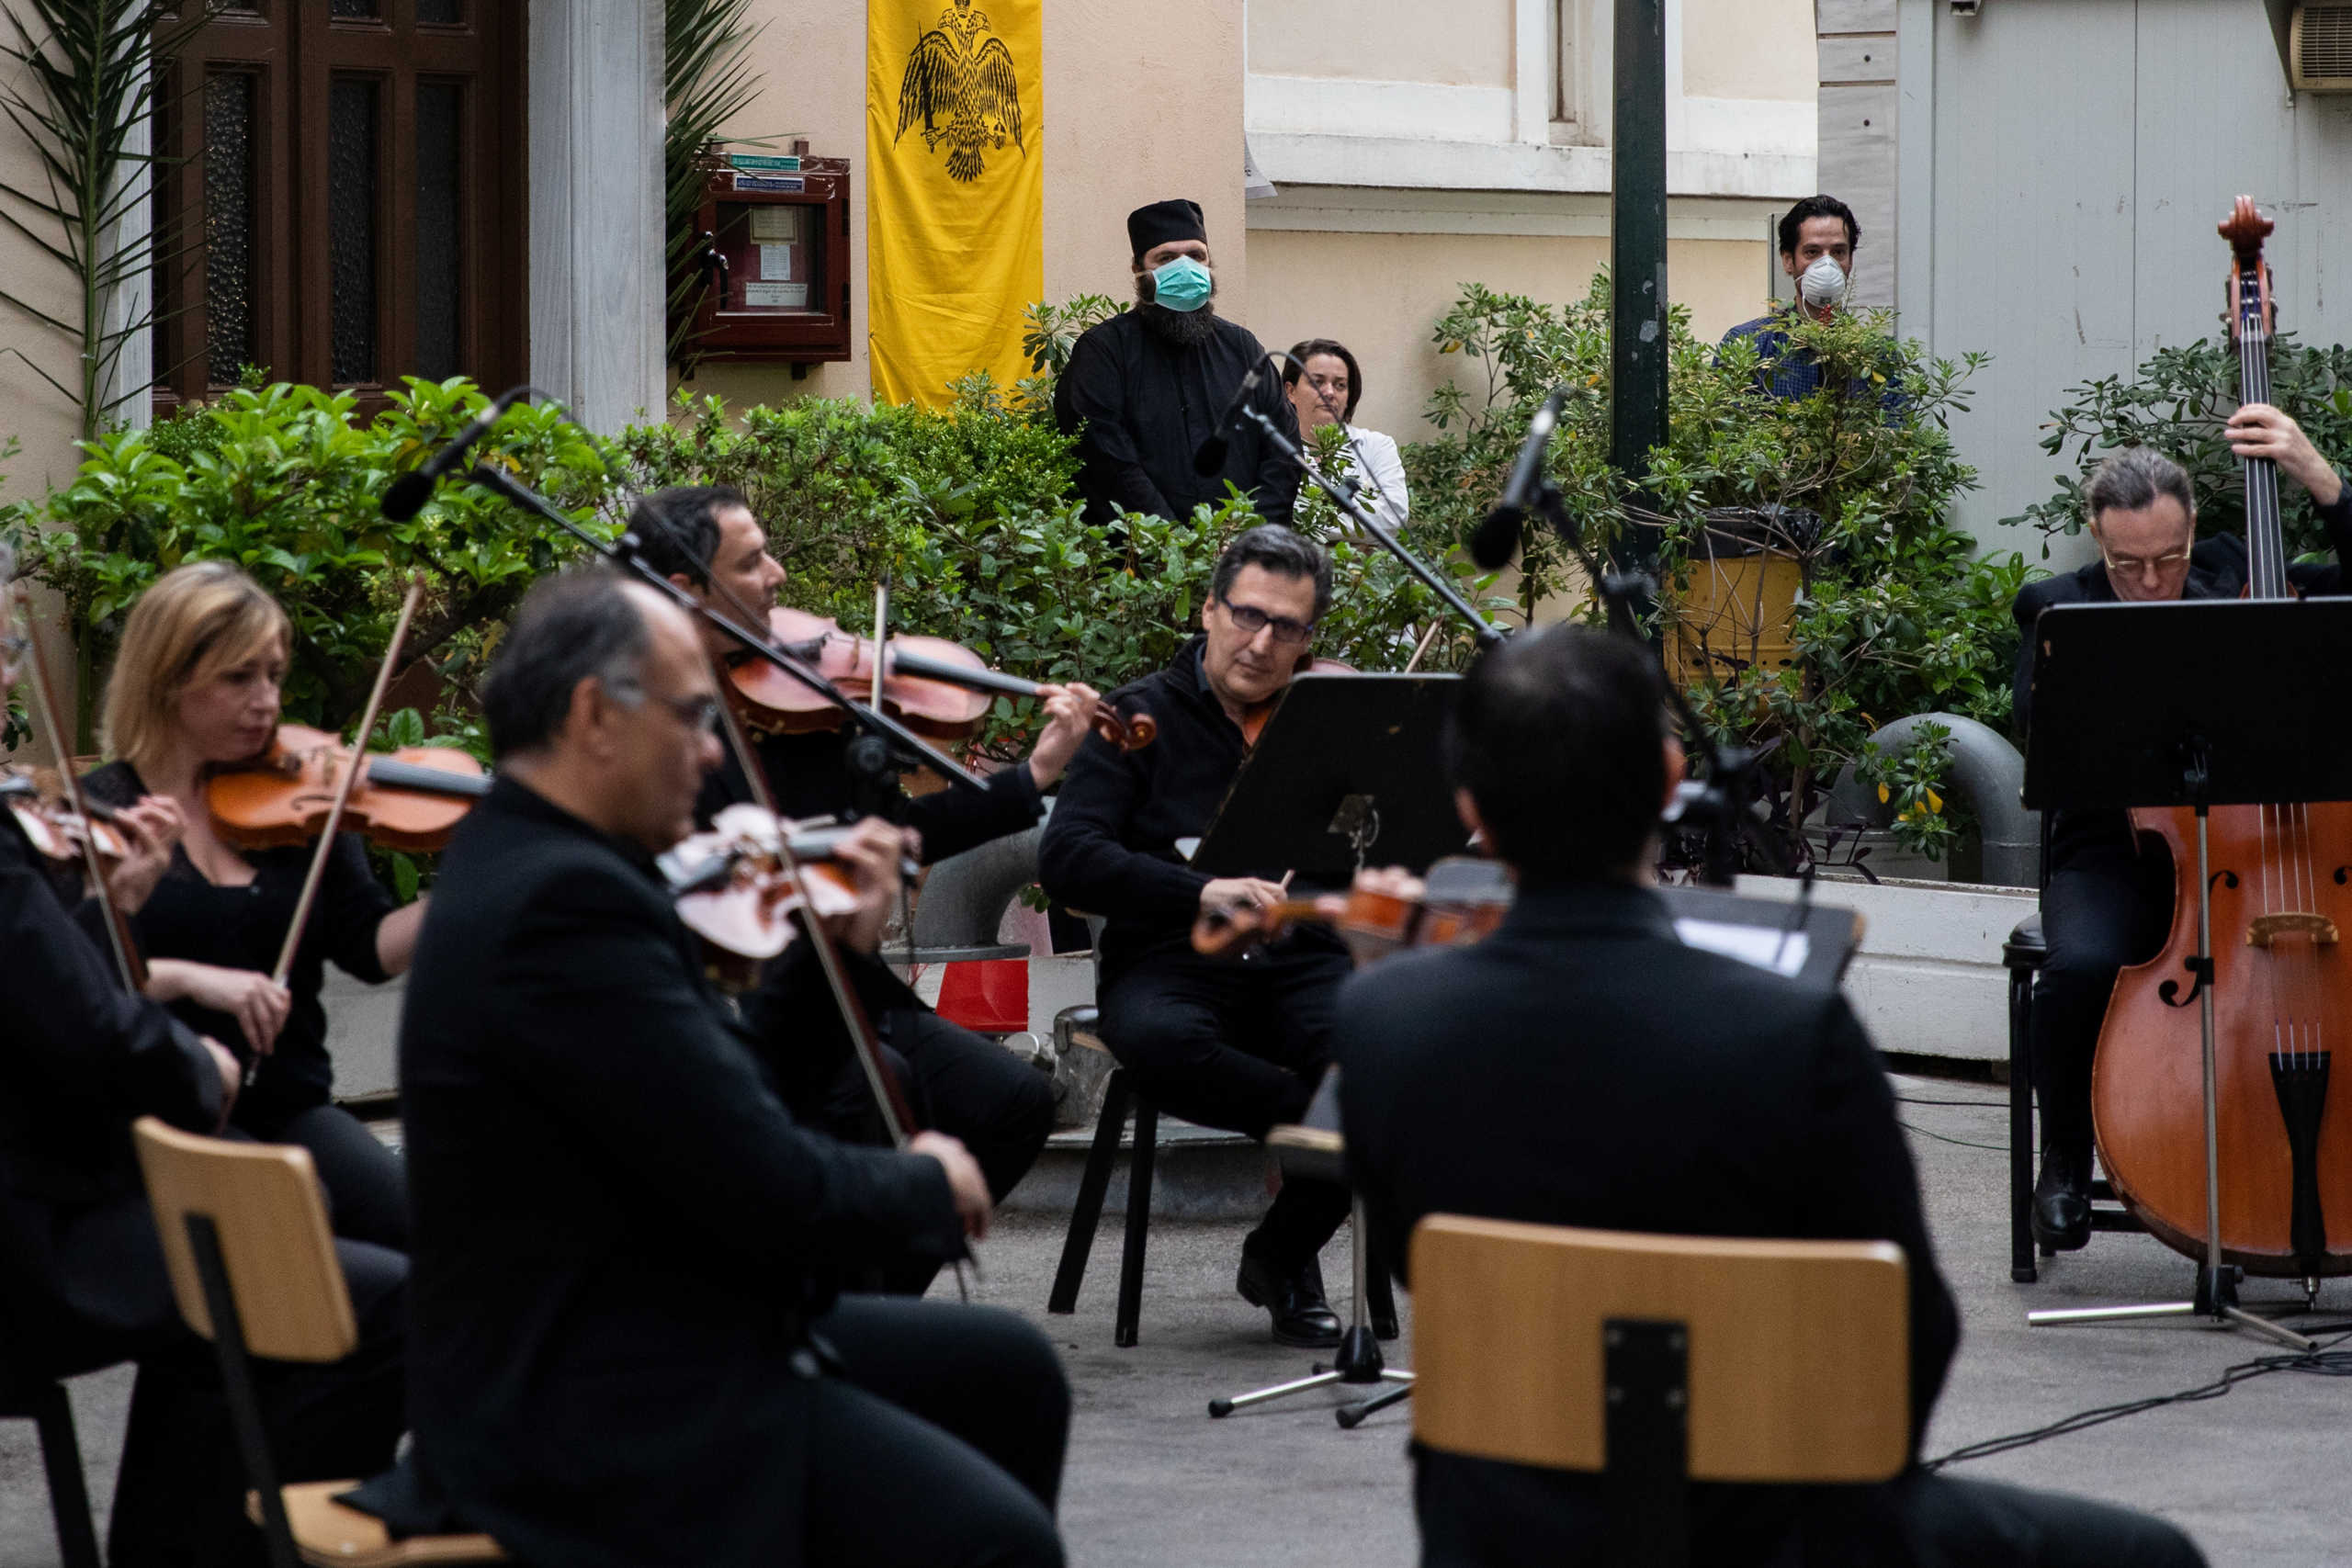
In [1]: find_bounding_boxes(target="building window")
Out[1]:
[154,1,526,415]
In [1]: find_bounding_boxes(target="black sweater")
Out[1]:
[80,761,398,1130]
[1040,637,1318,977]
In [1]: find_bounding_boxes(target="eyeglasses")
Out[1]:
[2094,543,2192,579]
[613,680,723,735]
[1218,599,1315,645]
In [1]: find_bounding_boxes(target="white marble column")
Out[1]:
[529,0,665,434]
[101,51,152,431]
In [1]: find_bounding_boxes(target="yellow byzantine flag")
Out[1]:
[867,0,1043,407]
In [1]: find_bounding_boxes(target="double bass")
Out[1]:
[2090,197,2352,1298]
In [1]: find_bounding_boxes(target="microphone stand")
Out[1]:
[1523,482,1792,887]
[1225,401,1508,650]
[462,461,990,796]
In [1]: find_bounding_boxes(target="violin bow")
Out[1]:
[267,573,427,992]
[11,583,147,993]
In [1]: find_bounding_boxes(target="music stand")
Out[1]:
[1209,1066,1415,1426]
[2020,598,2352,1350]
[1191,673,1467,884]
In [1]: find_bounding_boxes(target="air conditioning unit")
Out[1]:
[2291,4,2352,91]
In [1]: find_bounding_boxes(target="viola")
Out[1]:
[2090,197,2352,1293]
[1190,856,1510,961]
[208,723,488,853]
[727,605,1157,751]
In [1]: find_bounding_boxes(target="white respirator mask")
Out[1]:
[1799,254,1849,309]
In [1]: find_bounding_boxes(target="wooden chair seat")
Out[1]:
[248,1484,507,1566]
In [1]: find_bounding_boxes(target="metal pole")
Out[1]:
[1611,0,1668,601]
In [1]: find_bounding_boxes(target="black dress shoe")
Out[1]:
[2031,1144,2093,1252]
[1236,1248,1343,1348]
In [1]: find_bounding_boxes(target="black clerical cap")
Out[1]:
[1127,198,1207,258]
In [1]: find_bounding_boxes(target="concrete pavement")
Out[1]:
[7,1076,2352,1565]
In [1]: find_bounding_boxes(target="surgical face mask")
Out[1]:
[1149,254,1214,313]
[1799,254,1849,309]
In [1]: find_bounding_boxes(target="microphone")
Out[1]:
[1193,355,1277,476]
[380,384,537,521]
[1470,385,1569,570]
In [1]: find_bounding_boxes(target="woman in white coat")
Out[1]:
[1283,338,1409,529]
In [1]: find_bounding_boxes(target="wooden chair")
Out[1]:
[1409,1214,1913,1568]
[130,1117,506,1568]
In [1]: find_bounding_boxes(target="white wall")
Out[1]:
[1897,0,2352,562]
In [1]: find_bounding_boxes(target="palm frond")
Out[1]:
[0,0,222,438]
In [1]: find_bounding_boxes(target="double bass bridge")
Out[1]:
[2246,912,2340,949]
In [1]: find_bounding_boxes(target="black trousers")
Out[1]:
[241,1101,411,1250]
[8,1192,407,1568]
[813,1006,1056,1201]
[2032,824,2174,1152]
[807,1294,1069,1568]
[1416,1453,2207,1567]
[1098,940,1355,1264]
[811,1006,1056,1293]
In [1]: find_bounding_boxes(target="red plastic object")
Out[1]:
[933,958,1029,1033]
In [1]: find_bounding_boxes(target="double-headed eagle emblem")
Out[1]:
[894,0,1026,185]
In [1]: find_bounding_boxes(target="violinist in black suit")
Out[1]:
[631,485,1064,1256]
[1339,623,2205,1567]
[2012,419,2352,1252]
[0,548,405,1568]
[366,568,1067,1568]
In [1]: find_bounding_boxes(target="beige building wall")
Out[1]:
[1251,229,1770,440]
[1248,0,1512,87]
[1683,0,1817,103]
[702,0,1248,412]
[0,10,90,502]
[1250,189,1780,442]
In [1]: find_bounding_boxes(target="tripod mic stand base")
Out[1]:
[2028,1290,2318,1352]
[1208,1199,1414,1422]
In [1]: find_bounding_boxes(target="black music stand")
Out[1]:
[1191,673,1467,884]
[2020,598,2352,1349]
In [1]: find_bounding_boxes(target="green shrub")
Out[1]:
[2007,333,2352,559]
[1409,276,2032,865]
[15,377,617,740]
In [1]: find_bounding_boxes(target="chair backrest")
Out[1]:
[131,1117,357,1363]
[1410,1214,1910,1485]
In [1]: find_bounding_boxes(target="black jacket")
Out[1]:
[0,808,223,1361]
[1052,308,1301,529]
[1339,883,1959,1562]
[1039,637,1314,977]
[696,726,1042,866]
[386,775,963,1568]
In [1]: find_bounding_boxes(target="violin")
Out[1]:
[663,804,896,990]
[1191,857,1511,961]
[3,773,130,863]
[7,583,146,992]
[727,605,1157,751]
[207,723,488,853]
[2090,197,2352,1294]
